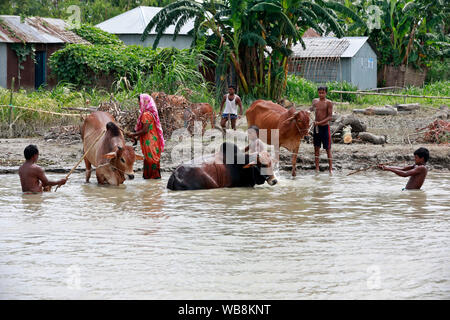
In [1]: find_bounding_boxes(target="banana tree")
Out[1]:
[142,0,362,100]
[142,0,251,94]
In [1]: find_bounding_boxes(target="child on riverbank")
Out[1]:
[378,147,429,190]
[310,86,333,174]
[18,145,66,193]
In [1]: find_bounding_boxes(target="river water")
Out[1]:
[0,170,449,299]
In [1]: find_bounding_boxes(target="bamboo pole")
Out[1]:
[346,162,394,176]
[8,77,15,130]
[55,129,106,192]
[330,90,450,99]
[0,104,82,117]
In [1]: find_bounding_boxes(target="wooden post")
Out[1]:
[8,77,15,138]
[8,77,15,126]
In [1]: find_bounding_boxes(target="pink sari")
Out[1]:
[135,94,165,152]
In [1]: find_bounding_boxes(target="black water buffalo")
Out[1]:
[167,142,277,190]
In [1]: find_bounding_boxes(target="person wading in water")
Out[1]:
[378,147,429,190]
[19,144,66,193]
[127,94,165,179]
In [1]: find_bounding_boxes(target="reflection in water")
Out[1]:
[404,190,428,217]
[21,193,44,214]
[0,171,449,299]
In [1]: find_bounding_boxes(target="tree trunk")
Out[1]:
[229,52,249,94]
[357,132,387,144]
[281,38,293,93]
[402,22,418,65]
[353,106,398,116]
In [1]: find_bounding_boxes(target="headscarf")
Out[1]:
[135,93,165,152]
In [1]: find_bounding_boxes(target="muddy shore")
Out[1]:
[1,107,449,175]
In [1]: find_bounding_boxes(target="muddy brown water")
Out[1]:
[0,170,449,299]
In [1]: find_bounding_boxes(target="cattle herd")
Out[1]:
[81,100,311,190]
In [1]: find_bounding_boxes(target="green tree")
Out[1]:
[343,0,449,69]
[142,0,363,100]
[0,0,177,25]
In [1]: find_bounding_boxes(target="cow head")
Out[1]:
[285,110,310,136]
[103,145,144,182]
[244,151,277,186]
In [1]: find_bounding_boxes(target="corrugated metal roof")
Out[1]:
[0,15,90,44]
[291,37,370,58]
[96,6,194,35]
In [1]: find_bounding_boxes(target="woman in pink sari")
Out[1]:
[127,94,165,179]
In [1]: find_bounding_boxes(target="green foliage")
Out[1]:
[426,58,450,83]
[49,44,161,86]
[10,43,36,87]
[285,76,357,103]
[143,0,362,100]
[49,44,213,101]
[285,75,318,103]
[284,75,450,107]
[344,0,449,69]
[325,81,358,102]
[0,1,177,25]
[0,83,82,123]
[72,24,123,45]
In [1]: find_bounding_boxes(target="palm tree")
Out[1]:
[142,0,363,99]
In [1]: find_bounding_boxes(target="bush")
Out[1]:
[325,81,358,102]
[49,44,170,87]
[72,24,124,45]
[285,75,317,104]
[426,59,450,83]
[285,76,358,103]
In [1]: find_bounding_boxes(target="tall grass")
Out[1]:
[2,74,448,128]
[284,75,450,108]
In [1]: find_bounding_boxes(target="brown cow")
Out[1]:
[246,100,310,177]
[184,103,216,135]
[81,111,143,185]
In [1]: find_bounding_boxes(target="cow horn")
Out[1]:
[285,115,295,122]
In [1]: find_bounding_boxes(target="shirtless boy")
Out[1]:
[18,145,66,193]
[219,86,243,130]
[310,86,333,173]
[378,147,429,190]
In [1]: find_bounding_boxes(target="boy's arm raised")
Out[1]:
[36,167,66,187]
[383,165,423,177]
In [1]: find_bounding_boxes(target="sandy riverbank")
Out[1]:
[1,107,449,174]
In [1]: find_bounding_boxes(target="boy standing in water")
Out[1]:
[378,147,429,190]
[310,86,333,174]
[18,145,66,193]
[219,86,243,130]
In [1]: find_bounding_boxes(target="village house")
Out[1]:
[0,15,89,89]
[289,36,378,89]
[95,6,194,49]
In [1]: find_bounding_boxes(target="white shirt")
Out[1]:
[223,94,239,115]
